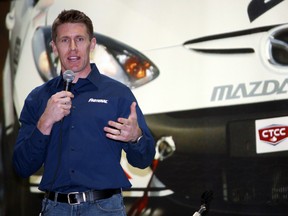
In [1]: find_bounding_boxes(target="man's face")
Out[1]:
[51,23,96,76]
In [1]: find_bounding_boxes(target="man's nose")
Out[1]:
[70,40,77,50]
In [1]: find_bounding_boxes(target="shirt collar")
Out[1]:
[87,63,102,88]
[55,74,64,90]
[55,63,101,90]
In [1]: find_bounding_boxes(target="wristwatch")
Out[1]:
[131,130,143,144]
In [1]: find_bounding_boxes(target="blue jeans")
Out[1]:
[40,193,127,216]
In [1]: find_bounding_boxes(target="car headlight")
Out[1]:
[32,27,58,81]
[32,27,159,88]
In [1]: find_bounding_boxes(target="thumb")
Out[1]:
[129,102,137,120]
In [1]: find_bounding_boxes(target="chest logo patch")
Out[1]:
[88,98,108,104]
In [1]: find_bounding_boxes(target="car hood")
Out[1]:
[45,0,287,51]
[26,0,288,115]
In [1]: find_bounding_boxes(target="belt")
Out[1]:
[46,189,121,205]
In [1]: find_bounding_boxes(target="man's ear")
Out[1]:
[50,41,59,57]
[90,37,96,51]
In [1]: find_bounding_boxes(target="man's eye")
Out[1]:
[61,38,69,43]
[76,37,84,42]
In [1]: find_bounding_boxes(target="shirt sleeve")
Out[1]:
[123,104,156,169]
[125,131,156,169]
[13,92,50,178]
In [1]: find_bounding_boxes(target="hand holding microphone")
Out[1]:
[37,70,75,135]
[57,70,75,117]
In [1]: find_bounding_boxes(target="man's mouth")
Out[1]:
[68,56,80,61]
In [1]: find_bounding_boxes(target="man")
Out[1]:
[13,9,155,215]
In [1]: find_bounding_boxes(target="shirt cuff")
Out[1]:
[30,126,50,147]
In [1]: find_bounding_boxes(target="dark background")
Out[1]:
[0,1,10,215]
[0,1,9,95]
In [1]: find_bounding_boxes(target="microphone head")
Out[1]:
[63,70,75,83]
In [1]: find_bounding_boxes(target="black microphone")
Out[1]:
[63,70,75,91]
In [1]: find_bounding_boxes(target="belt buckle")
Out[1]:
[67,192,86,205]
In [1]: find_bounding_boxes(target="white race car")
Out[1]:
[2,0,288,215]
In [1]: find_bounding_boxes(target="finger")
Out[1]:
[107,120,123,130]
[129,102,138,120]
[62,99,72,105]
[116,102,138,125]
[58,91,74,100]
[57,91,69,98]
[104,126,123,141]
[117,117,128,125]
[104,125,121,135]
[105,132,121,141]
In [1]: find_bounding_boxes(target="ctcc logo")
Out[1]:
[258,125,288,145]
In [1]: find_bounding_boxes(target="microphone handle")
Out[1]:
[64,81,71,91]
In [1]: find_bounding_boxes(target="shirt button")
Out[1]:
[71,125,75,129]
[71,170,75,174]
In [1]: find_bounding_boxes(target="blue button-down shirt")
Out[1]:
[13,63,155,193]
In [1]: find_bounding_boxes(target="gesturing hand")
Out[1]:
[104,102,142,142]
